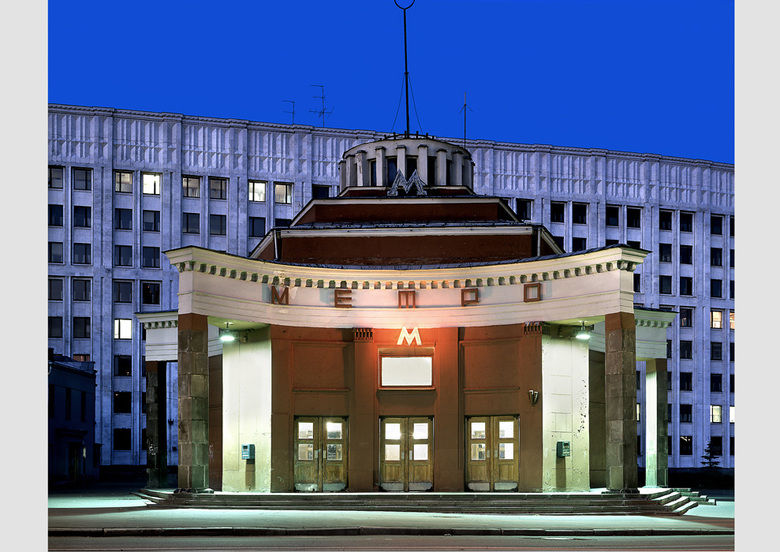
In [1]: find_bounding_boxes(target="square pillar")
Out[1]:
[177,313,210,491]
[588,350,606,488]
[604,312,638,492]
[645,358,668,487]
[145,360,168,488]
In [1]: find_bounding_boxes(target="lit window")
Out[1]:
[636,403,641,422]
[274,182,293,204]
[114,318,133,340]
[48,166,64,189]
[380,356,432,387]
[729,406,735,423]
[710,405,722,423]
[209,177,228,199]
[729,311,734,330]
[73,168,92,190]
[142,173,161,195]
[710,310,723,329]
[249,180,266,202]
[182,176,200,198]
[114,171,133,193]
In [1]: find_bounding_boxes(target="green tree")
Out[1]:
[701,438,721,468]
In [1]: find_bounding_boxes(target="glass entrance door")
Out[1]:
[379,417,433,491]
[294,417,347,492]
[465,416,519,491]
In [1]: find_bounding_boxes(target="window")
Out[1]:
[114,245,132,267]
[113,392,132,414]
[182,212,199,234]
[636,370,641,389]
[729,216,734,237]
[680,276,693,296]
[73,243,91,265]
[209,214,227,236]
[680,307,693,328]
[248,216,265,238]
[668,436,673,456]
[659,210,673,230]
[572,237,587,252]
[711,214,723,235]
[730,374,734,391]
[710,405,722,423]
[729,406,735,424]
[659,243,672,262]
[142,281,160,305]
[73,279,91,301]
[711,374,722,393]
[73,206,91,228]
[552,236,564,250]
[627,207,641,228]
[380,356,433,387]
[710,310,723,329]
[710,247,722,267]
[729,249,734,268]
[659,304,674,312]
[48,166,63,189]
[680,404,692,423]
[142,247,160,268]
[729,280,734,299]
[680,245,692,264]
[113,428,131,450]
[275,218,292,228]
[248,180,266,202]
[114,355,132,377]
[711,436,723,456]
[142,173,161,195]
[633,273,641,293]
[666,339,672,359]
[627,240,641,249]
[680,371,693,390]
[72,168,92,190]
[209,177,228,199]
[274,182,292,204]
[729,311,735,330]
[730,342,734,361]
[182,176,200,198]
[516,199,532,221]
[572,203,587,224]
[143,210,160,232]
[636,403,641,422]
[115,208,132,230]
[730,436,734,455]
[73,317,90,338]
[115,171,132,193]
[550,202,565,223]
[605,239,619,246]
[48,205,63,226]
[711,279,722,298]
[667,403,672,423]
[65,388,71,420]
[48,278,63,301]
[711,342,722,361]
[114,318,133,340]
[680,436,693,455]
[49,242,63,263]
[680,211,693,232]
[312,184,330,199]
[659,275,672,295]
[606,205,620,227]
[680,341,692,360]
[113,280,132,303]
[48,316,63,338]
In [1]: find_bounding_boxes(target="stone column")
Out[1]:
[416,144,429,184]
[436,149,447,186]
[338,160,346,192]
[396,145,406,178]
[588,350,606,488]
[356,150,367,187]
[604,312,638,492]
[452,152,463,187]
[145,360,167,488]
[344,155,356,188]
[644,358,668,487]
[376,147,386,187]
[464,159,473,190]
[177,313,210,491]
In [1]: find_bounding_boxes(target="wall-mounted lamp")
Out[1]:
[575,322,591,341]
[219,321,236,343]
[528,389,539,405]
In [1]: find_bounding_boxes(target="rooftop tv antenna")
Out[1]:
[459,92,473,148]
[283,100,295,125]
[395,0,415,137]
[309,84,332,127]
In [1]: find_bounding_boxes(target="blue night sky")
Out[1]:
[48,0,734,163]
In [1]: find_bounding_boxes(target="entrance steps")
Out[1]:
[136,488,699,515]
[671,488,717,506]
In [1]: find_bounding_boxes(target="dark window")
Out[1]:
[605,239,619,246]
[73,316,90,338]
[572,203,587,224]
[387,158,397,184]
[659,243,672,262]
[627,207,641,228]
[550,202,565,223]
[406,156,417,177]
[143,210,160,232]
[680,436,693,455]
[679,307,693,328]
[552,235,564,250]
[729,280,734,299]
[113,392,132,414]
[627,240,641,249]
[680,211,693,232]
[729,216,734,237]
[114,355,132,377]
[659,210,673,231]
[115,170,132,193]
[680,276,693,296]
[182,212,199,234]
[113,280,132,303]
[730,436,734,455]
[660,275,672,295]
[711,341,723,361]
[48,316,63,338]
[730,342,734,362]
[711,214,723,235]
[680,245,692,264]
[729,249,734,268]
[659,305,674,312]
[72,168,92,190]
[113,428,131,450]
[711,279,722,298]
[274,182,293,204]
[730,373,734,391]
[668,435,673,456]
[49,278,63,301]
[210,177,228,199]
[680,371,693,390]
[182,175,200,198]
[312,184,330,199]
[666,340,672,359]
[248,180,266,202]
[606,205,620,227]
[711,374,722,392]
[73,279,91,301]
[209,214,227,236]
[80,390,86,422]
[49,204,63,226]
[680,341,693,360]
[572,237,587,252]
[49,242,63,263]
[142,392,147,415]
[142,247,160,268]
[48,166,63,189]
[667,403,672,421]
[249,216,265,237]
[633,273,641,293]
[142,281,160,305]
[711,436,723,456]
[680,404,692,423]
[710,248,722,267]
[637,435,642,456]
[73,243,91,265]
[65,388,72,420]
[114,245,132,267]
[114,208,132,230]
[517,199,532,221]
[275,218,292,228]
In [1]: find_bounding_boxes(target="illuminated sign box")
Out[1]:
[380,356,432,387]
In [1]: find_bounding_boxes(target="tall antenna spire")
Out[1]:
[309,84,332,128]
[283,100,295,125]
[395,1,415,137]
[459,92,473,148]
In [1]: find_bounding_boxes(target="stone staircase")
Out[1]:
[672,488,718,506]
[135,488,700,515]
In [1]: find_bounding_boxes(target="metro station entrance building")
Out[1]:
[139,136,675,494]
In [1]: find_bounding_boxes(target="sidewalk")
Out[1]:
[48,491,734,537]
